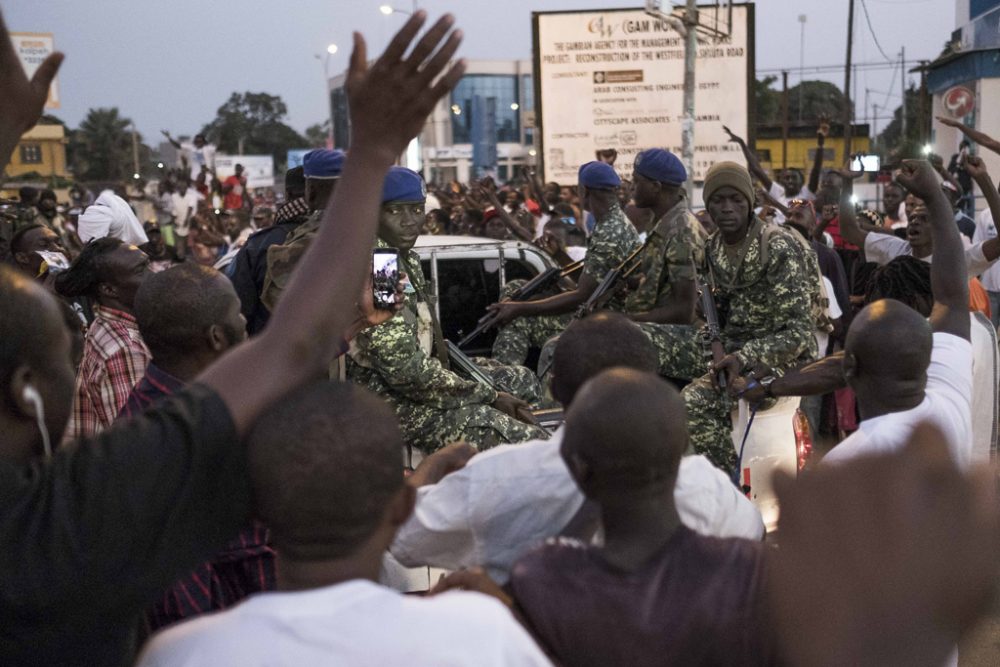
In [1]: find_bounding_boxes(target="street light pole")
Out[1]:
[798,14,807,122]
[315,44,339,148]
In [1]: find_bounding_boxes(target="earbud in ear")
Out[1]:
[22,385,42,411]
[21,385,52,461]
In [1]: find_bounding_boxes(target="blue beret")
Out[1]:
[303,149,345,179]
[578,161,621,189]
[634,148,686,186]
[382,166,426,204]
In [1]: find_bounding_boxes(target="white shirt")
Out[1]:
[391,428,765,583]
[179,142,216,180]
[823,332,973,469]
[863,233,995,279]
[969,312,998,464]
[814,275,842,357]
[768,181,814,224]
[137,580,551,667]
[170,189,203,236]
[973,209,1000,291]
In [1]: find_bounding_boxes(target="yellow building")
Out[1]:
[5,123,68,179]
[754,123,871,178]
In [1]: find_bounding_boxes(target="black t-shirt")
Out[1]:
[0,384,247,666]
[510,526,778,667]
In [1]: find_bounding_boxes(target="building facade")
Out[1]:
[5,123,68,180]
[329,59,537,184]
[928,0,1000,211]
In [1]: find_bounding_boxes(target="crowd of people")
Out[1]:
[2,8,1000,667]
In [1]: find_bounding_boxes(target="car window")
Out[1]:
[435,258,502,352]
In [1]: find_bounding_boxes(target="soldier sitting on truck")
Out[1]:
[345,167,547,453]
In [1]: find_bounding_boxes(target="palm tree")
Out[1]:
[71,108,134,182]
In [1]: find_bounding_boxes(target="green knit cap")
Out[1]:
[702,161,755,208]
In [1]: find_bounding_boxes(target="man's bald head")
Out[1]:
[844,299,933,391]
[562,368,687,501]
[551,312,658,407]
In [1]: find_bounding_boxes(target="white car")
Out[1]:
[414,234,803,528]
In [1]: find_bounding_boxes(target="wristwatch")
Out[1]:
[759,376,776,398]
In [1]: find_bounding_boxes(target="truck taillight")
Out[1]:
[792,408,812,472]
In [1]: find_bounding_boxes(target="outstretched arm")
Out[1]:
[964,156,1000,261]
[0,10,63,176]
[198,13,466,434]
[724,126,773,191]
[807,119,830,194]
[938,116,1000,156]
[898,159,970,340]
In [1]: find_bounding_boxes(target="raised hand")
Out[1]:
[936,115,962,129]
[770,423,1000,667]
[346,12,465,163]
[896,159,942,201]
[963,155,990,181]
[722,125,745,146]
[0,9,64,167]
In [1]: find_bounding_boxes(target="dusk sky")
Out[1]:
[8,0,954,141]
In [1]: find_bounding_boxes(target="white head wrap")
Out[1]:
[77,191,148,246]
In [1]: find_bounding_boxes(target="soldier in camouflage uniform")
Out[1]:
[346,167,547,453]
[489,161,641,367]
[624,148,705,326]
[645,162,818,471]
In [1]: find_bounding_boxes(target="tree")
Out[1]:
[70,107,135,182]
[877,84,924,159]
[200,92,308,168]
[755,78,850,126]
[304,120,330,148]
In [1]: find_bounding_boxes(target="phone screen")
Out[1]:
[372,248,400,310]
[850,154,881,172]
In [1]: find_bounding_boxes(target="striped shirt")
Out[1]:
[66,306,149,441]
[118,363,275,635]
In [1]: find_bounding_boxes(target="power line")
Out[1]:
[859,0,894,62]
[758,60,901,75]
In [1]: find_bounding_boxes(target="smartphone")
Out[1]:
[372,248,400,310]
[850,153,881,172]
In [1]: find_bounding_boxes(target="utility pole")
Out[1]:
[781,71,789,170]
[798,15,807,123]
[681,0,698,200]
[130,122,140,178]
[900,47,907,141]
[842,0,855,159]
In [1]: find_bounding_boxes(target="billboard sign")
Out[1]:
[533,4,754,183]
[215,155,275,190]
[10,32,59,109]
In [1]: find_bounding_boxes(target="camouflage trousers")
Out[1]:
[399,358,547,454]
[639,322,739,472]
[399,401,548,455]
[491,312,572,367]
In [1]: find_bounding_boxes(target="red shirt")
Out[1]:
[824,215,859,251]
[223,175,245,210]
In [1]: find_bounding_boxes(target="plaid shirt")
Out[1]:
[118,363,276,635]
[66,306,149,441]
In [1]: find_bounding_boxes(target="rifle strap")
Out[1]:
[406,254,451,369]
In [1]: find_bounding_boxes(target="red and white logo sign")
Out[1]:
[943,86,975,119]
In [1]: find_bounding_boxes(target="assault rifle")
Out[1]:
[698,277,727,389]
[447,340,563,431]
[458,259,584,348]
[447,340,497,390]
[574,243,646,319]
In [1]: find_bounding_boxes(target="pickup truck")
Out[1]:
[413,233,803,532]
